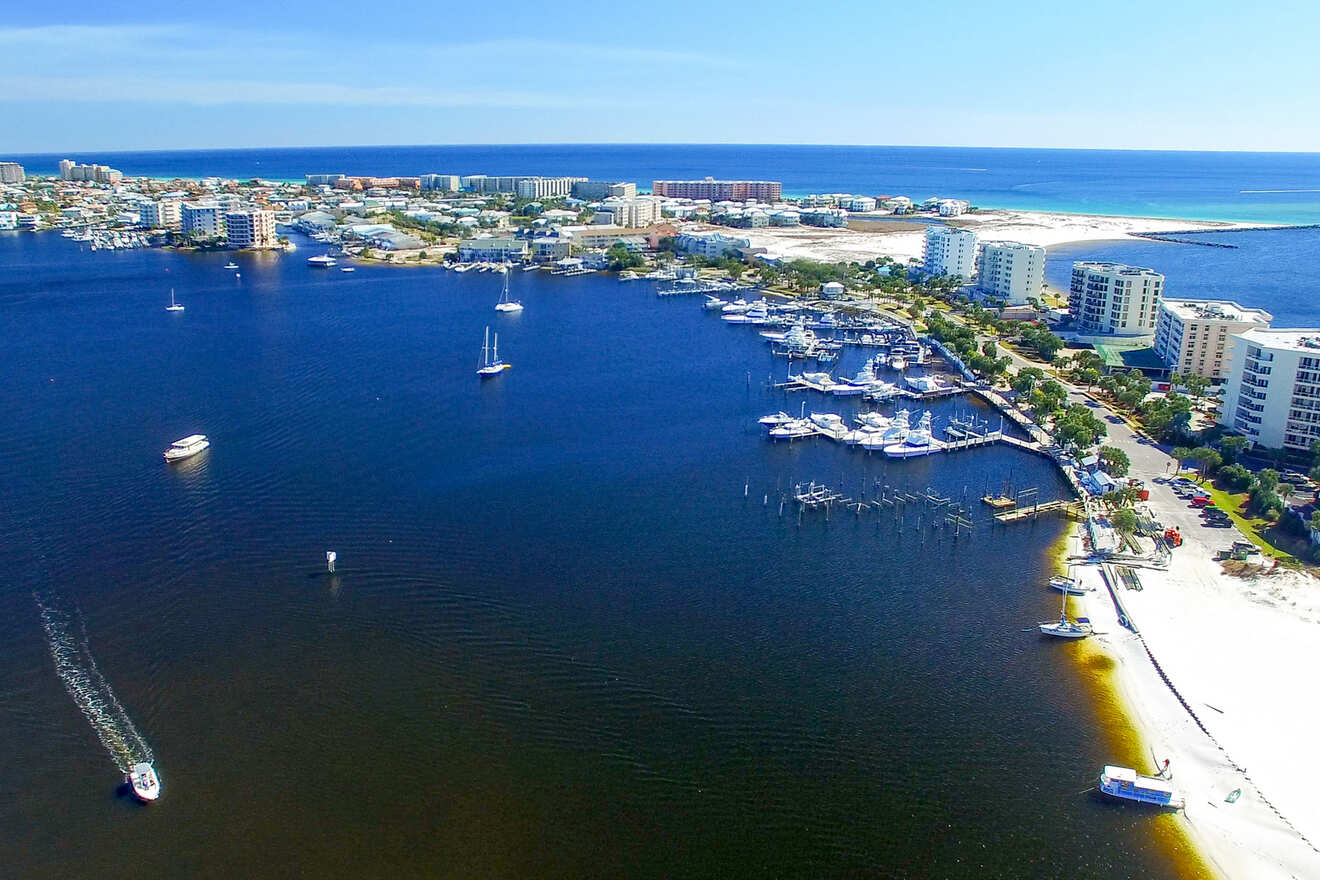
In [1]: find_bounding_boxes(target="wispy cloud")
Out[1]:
[0,74,607,110]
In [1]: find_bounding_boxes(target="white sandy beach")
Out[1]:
[1060,400,1320,879]
[723,210,1256,264]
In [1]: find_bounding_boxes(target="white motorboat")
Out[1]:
[477,326,510,377]
[768,419,815,440]
[889,354,908,371]
[165,289,184,312]
[494,266,524,312]
[722,300,768,324]
[340,267,356,272]
[704,295,729,311]
[905,374,945,393]
[798,371,835,390]
[127,762,161,802]
[758,411,795,427]
[856,411,892,430]
[809,413,846,436]
[884,410,936,457]
[721,298,749,314]
[164,434,209,462]
[1098,765,1184,809]
[307,254,337,267]
[866,380,901,400]
[1049,575,1089,596]
[223,262,239,270]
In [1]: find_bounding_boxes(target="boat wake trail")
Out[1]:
[35,592,154,773]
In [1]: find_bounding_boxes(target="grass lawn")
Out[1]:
[1191,476,1305,566]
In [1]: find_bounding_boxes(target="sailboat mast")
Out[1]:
[492,331,499,362]
[482,326,490,366]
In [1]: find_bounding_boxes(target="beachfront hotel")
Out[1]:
[652,179,782,201]
[1220,328,1320,450]
[1068,262,1163,338]
[0,161,24,183]
[922,226,977,279]
[976,240,1044,305]
[1154,299,1273,381]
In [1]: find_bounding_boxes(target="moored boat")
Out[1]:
[307,254,337,267]
[1049,575,1089,596]
[1098,765,1184,809]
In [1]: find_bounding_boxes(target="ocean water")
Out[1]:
[1045,227,1320,326]
[0,230,1203,878]
[8,144,1320,224]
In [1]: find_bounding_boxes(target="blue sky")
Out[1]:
[1,0,1317,152]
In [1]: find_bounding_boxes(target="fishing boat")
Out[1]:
[809,412,847,438]
[1039,597,1092,638]
[127,762,161,802]
[163,434,209,462]
[1098,765,1184,809]
[866,380,901,401]
[884,411,939,458]
[905,374,946,393]
[758,411,795,428]
[165,289,184,312]
[768,419,815,440]
[307,254,337,267]
[1049,575,1089,596]
[477,327,510,377]
[494,266,524,312]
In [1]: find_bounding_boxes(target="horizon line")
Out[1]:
[6,141,1320,158]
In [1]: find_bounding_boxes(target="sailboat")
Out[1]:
[1039,579,1093,638]
[165,288,184,312]
[477,326,510,377]
[494,265,523,312]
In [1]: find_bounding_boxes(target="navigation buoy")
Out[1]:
[326,551,336,573]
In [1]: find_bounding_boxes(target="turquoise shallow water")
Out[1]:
[0,230,1201,878]
[8,144,1320,223]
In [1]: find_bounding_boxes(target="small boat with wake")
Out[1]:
[127,762,162,802]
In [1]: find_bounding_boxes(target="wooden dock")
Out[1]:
[993,499,1086,523]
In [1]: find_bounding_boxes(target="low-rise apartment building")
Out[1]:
[1154,299,1273,380]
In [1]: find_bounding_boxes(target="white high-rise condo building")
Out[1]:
[181,202,225,237]
[1220,329,1320,450]
[1068,262,1163,337]
[0,162,24,183]
[1153,299,1273,381]
[224,209,277,249]
[139,199,181,229]
[976,241,1045,305]
[922,226,977,279]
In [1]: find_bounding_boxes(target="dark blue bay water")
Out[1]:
[0,230,1203,878]
[9,144,1320,224]
[1045,227,1320,327]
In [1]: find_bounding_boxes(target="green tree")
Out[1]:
[1098,445,1131,477]
[1170,446,1195,474]
[1111,507,1139,536]
[1190,446,1222,478]
[1218,434,1249,463]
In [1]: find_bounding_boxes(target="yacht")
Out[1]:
[768,419,815,440]
[127,762,161,802]
[859,410,910,451]
[494,267,524,312]
[866,380,901,401]
[163,434,209,462]
[905,374,945,394]
[1098,766,1184,809]
[307,254,337,267]
[223,261,239,270]
[165,289,184,312]
[477,327,510,377]
[856,412,892,430]
[758,411,795,428]
[720,298,749,314]
[889,354,908,371]
[704,295,729,311]
[884,411,938,457]
[722,300,768,324]
[809,413,846,437]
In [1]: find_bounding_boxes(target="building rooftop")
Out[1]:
[1161,298,1272,325]
[1073,261,1163,277]
[1234,327,1320,354]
